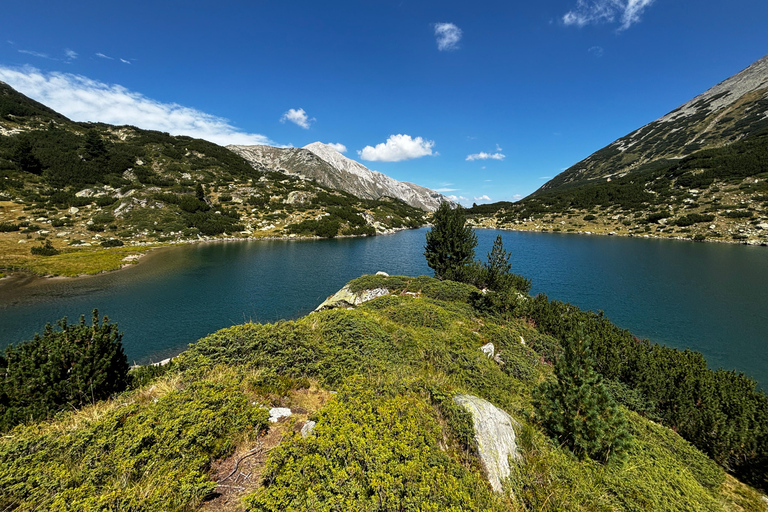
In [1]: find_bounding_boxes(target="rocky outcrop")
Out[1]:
[228,142,451,211]
[314,284,390,311]
[454,394,521,493]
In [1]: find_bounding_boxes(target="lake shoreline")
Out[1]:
[0,227,417,288]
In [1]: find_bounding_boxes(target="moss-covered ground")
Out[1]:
[1,275,766,511]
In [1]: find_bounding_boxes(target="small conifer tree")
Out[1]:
[424,202,477,280]
[0,310,129,431]
[534,327,632,463]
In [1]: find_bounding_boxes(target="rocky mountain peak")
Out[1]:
[229,142,451,211]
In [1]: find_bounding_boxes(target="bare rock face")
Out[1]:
[228,142,451,212]
[454,394,521,493]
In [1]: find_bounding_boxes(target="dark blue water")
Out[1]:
[1,229,766,387]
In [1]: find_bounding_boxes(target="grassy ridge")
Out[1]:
[2,275,765,511]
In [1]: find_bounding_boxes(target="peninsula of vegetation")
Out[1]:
[1,203,766,511]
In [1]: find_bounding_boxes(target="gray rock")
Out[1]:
[314,285,390,311]
[454,394,521,493]
[269,407,292,423]
[301,420,316,438]
[480,343,495,358]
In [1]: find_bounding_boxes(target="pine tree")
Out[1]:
[534,327,632,463]
[83,129,107,160]
[424,202,477,280]
[0,310,129,431]
[485,235,511,290]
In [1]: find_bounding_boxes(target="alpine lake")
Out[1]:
[1,228,766,388]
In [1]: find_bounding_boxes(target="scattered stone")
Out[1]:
[300,420,316,438]
[68,207,79,215]
[454,395,521,493]
[480,343,495,358]
[376,271,389,277]
[269,408,292,423]
[520,336,525,345]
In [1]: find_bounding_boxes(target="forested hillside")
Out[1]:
[0,82,425,276]
[467,128,768,243]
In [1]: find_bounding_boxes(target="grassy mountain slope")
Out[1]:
[467,55,768,243]
[0,83,425,276]
[468,128,768,243]
[1,274,766,511]
[539,55,768,193]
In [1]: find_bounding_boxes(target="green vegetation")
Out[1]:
[534,329,631,464]
[424,202,477,280]
[248,379,502,511]
[466,128,768,243]
[0,311,129,431]
[0,272,766,510]
[0,81,428,276]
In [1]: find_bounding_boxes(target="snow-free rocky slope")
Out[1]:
[228,142,450,211]
[537,54,768,194]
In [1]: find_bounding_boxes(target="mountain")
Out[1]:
[0,82,426,276]
[467,55,768,245]
[228,142,450,211]
[538,54,768,194]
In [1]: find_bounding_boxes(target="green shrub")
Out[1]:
[245,380,502,511]
[0,311,129,431]
[534,328,632,464]
[0,370,269,511]
[30,239,59,256]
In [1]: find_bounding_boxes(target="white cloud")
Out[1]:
[511,194,523,201]
[466,151,505,161]
[325,142,347,153]
[95,52,113,60]
[435,187,458,192]
[474,195,491,202]
[434,23,462,51]
[358,134,435,162]
[65,49,78,61]
[120,58,131,65]
[0,66,274,146]
[562,0,656,30]
[280,108,314,129]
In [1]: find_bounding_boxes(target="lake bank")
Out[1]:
[1,228,765,387]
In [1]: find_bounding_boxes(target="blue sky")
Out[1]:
[1,0,766,205]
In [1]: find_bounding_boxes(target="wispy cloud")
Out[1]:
[95,52,114,60]
[435,187,458,192]
[0,66,274,146]
[474,195,491,202]
[434,22,462,51]
[359,134,435,162]
[466,151,505,161]
[563,0,656,30]
[588,45,604,57]
[280,108,314,129]
[64,49,78,61]
[18,49,51,59]
[120,58,131,65]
